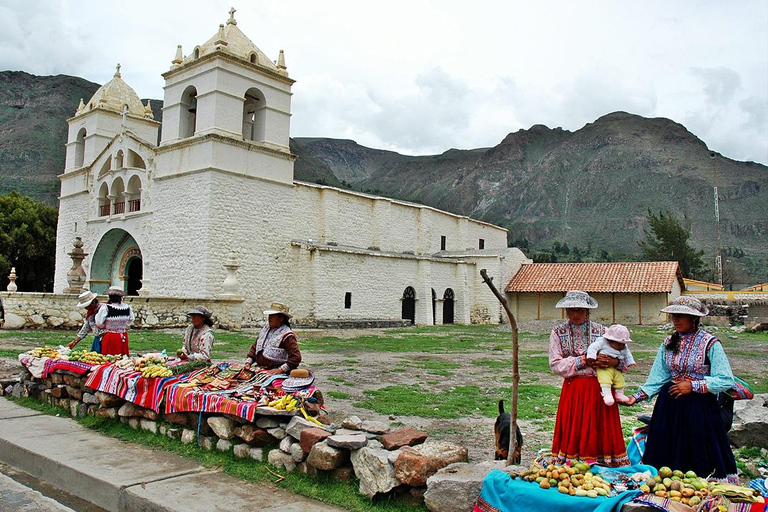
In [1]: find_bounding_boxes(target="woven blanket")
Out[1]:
[473,470,641,512]
[165,383,262,422]
[18,354,94,378]
[85,364,181,412]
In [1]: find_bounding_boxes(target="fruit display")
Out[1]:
[267,394,298,411]
[134,356,166,372]
[114,357,135,370]
[68,350,121,365]
[141,364,173,378]
[517,462,611,498]
[630,467,758,505]
[29,346,59,359]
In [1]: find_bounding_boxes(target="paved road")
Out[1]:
[0,463,79,512]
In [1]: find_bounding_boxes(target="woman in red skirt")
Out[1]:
[549,291,629,467]
[95,286,134,356]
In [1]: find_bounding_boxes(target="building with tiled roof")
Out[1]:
[504,261,684,324]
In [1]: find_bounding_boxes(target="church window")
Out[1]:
[402,286,416,325]
[344,292,352,309]
[127,149,146,169]
[116,150,125,169]
[242,88,266,142]
[98,182,110,217]
[179,86,198,138]
[74,128,86,168]
[111,177,126,215]
[479,238,485,250]
[249,52,258,64]
[440,236,446,251]
[443,288,455,324]
[127,175,142,213]
[194,47,200,59]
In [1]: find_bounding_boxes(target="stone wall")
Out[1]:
[0,292,244,330]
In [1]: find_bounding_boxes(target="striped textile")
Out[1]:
[18,354,94,378]
[164,382,262,422]
[85,364,181,412]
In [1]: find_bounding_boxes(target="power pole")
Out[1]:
[711,152,723,286]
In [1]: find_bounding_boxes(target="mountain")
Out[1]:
[1,72,766,282]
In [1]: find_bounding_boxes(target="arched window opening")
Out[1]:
[402,286,416,325]
[242,88,266,142]
[74,128,86,168]
[126,175,142,213]
[98,182,110,217]
[115,150,125,169]
[431,288,437,325]
[99,158,111,176]
[127,149,146,169]
[443,288,455,324]
[111,177,126,215]
[179,86,198,139]
[193,47,200,59]
[249,52,258,64]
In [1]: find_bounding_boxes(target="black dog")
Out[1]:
[494,400,523,463]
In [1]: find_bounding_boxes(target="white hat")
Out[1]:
[603,324,633,344]
[263,301,292,319]
[76,291,98,308]
[660,296,709,317]
[555,290,598,309]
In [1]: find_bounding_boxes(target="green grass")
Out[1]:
[0,348,23,358]
[327,391,351,400]
[328,377,356,386]
[7,397,424,512]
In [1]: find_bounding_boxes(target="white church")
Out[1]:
[53,9,529,327]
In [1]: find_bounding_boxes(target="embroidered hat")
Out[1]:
[281,369,314,389]
[660,296,709,317]
[76,290,98,308]
[555,290,598,309]
[263,301,292,319]
[106,286,125,297]
[603,324,633,344]
[187,305,213,319]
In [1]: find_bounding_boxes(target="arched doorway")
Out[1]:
[402,286,416,325]
[443,288,455,324]
[126,257,143,296]
[431,288,437,325]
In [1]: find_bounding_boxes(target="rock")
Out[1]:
[95,391,123,408]
[140,419,158,434]
[159,425,167,436]
[327,433,368,450]
[360,420,390,434]
[200,435,215,450]
[267,426,287,440]
[367,439,384,450]
[730,394,768,449]
[65,386,83,401]
[256,417,280,429]
[350,446,400,498]
[96,407,118,419]
[394,441,469,487]
[285,416,318,440]
[69,400,79,418]
[234,444,251,458]
[234,424,273,446]
[162,412,189,426]
[290,442,306,462]
[181,429,197,445]
[216,439,233,451]
[279,436,295,453]
[424,461,511,512]
[307,441,347,471]
[51,386,68,398]
[3,312,25,329]
[248,447,264,461]
[50,374,64,385]
[188,414,214,436]
[63,374,84,388]
[128,418,140,430]
[380,426,428,450]
[406,486,427,505]
[223,414,249,424]
[333,466,354,481]
[297,462,318,476]
[207,416,237,440]
[300,427,332,453]
[268,449,297,472]
[166,428,181,440]
[341,415,363,430]
[117,402,157,420]
[82,392,100,405]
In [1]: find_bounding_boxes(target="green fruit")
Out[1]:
[672,470,684,478]
[663,478,673,488]
[654,475,662,483]
[685,470,697,479]
[659,466,673,478]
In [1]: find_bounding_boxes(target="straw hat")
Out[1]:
[76,290,98,308]
[660,296,709,317]
[603,324,633,344]
[106,286,125,297]
[555,290,598,309]
[263,301,292,319]
[186,305,213,319]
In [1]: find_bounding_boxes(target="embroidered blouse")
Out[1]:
[246,324,301,373]
[77,303,106,339]
[95,302,135,333]
[549,321,607,379]
[181,324,214,361]
[633,329,734,402]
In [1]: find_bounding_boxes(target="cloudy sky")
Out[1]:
[1,0,766,164]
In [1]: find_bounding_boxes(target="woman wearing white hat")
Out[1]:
[95,286,134,356]
[68,290,105,352]
[549,290,629,467]
[244,302,301,375]
[625,296,737,482]
[178,306,215,362]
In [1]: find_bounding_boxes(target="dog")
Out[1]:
[494,400,523,463]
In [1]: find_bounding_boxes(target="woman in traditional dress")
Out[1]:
[178,305,214,362]
[625,296,737,481]
[68,290,105,352]
[244,302,301,375]
[549,290,629,466]
[95,286,134,356]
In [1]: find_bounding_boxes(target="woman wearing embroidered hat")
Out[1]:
[68,290,106,352]
[549,290,629,467]
[625,296,738,482]
[244,302,302,375]
[178,306,214,362]
[95,286,134,356]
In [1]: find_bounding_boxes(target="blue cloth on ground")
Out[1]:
[592,463,658,480]
[476,470,642,512]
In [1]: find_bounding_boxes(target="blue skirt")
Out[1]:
[643,381,736,478]
[90,335,102,354]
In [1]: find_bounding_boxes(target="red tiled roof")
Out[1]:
[505,261,682,293]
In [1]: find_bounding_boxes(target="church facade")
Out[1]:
[53,10,528,327]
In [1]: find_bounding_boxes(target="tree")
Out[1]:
[0,192,58,291]
[638,209,707,279]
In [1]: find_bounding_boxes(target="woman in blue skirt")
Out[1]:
[625,297,737,482]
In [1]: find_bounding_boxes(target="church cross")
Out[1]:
[227,7,237,25]
[115,63,121,77]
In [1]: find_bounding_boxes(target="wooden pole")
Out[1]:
[480,269,520,466]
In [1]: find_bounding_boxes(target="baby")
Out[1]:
[587,324,635,406]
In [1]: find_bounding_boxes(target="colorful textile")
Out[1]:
[748,478,768,497]
[473,470,640,512]
[77,303,106,340]
[181,324,214,361]
[626,426,647,466]
[85,363,181,412]
[18,354,94,378]
[101,332,130,356]
[725,376,755,400]
[165,383,262,422]
[550,321,608,378]
[552,376,629,467]
[643,381,737,482]
[246,324,300,373]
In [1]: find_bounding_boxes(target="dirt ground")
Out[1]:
[2,321,766,465]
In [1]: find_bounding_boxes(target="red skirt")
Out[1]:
[101,332,130,356]
[552,376,629,467]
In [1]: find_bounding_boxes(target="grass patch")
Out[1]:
[407,361,461,371]
[0,348,23,358]
[327,391,351,400]
[328,376,356,387]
